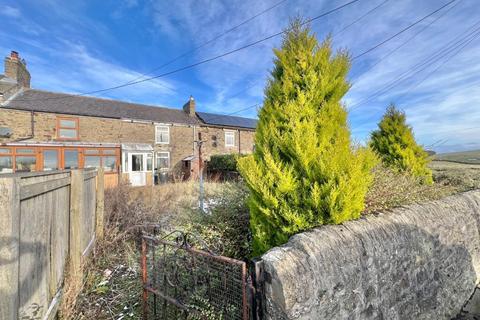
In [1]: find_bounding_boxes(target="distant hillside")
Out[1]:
[434,150,480,164]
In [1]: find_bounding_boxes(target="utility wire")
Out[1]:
[349,19,480,110]
[127,0,290,84]
[351,0,457,60]
[212,0,392,119]
[206,0,392,120]
[398,29,480,99]
[11,0,364,102]
[333,0,390,37]
[353,0,461,83]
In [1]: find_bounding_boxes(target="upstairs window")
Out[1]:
[225,131,235,147]
[57,117,79,140]
[155,125,170,144]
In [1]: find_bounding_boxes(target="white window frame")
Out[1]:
[156,151,170,170]
[225,131,235,147]
[155,125,170,144]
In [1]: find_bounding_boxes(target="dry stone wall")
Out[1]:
[261,190,480,320]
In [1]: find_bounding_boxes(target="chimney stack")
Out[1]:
[183,95,196,117]
[4,50,31,89]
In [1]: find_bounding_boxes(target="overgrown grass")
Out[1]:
[363,165,455,214]
[68,180,242,319]
[69,162,480,318]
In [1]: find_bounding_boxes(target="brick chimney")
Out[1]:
[183,95,196,117]
[4,51,31,88]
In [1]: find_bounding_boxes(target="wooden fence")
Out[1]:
[0,168,105,320]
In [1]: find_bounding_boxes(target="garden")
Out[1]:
[61,20,480,319]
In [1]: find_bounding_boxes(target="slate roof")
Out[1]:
[2,89,258,129]
[4,89,199,125]
[196,111,257,129]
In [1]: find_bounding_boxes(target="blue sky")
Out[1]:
[1,0,479,153]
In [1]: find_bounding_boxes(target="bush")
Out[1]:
[370,104,433,184]
[364,165,453,214]
[238,21,375,256]
[208,154,239,172]
[179,182,251,260]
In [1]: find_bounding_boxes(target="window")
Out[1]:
[225,131,235,147]
[14,148,37,172]
[103,156,116,172]
[64,150,79,169]
[84,148,118,172]
[84,156,101,168]
[156,152,170,170]
[0,148,13,173]
[43,150,59,171]
[155,125,170,144]
[57,117,79,140]
[132,154,144,171]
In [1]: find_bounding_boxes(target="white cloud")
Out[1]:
[1,5,21,18]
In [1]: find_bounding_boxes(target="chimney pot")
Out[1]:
[10,51,19,60]
[5,50,31,89]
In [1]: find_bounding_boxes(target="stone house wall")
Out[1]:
[0,108,255,176]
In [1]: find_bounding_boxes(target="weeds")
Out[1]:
[364,165,454,214]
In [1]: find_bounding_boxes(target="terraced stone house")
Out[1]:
[0,51,257,186]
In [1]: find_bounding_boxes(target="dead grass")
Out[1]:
[69,163,480,318]
[363,165,456,214]
[68,180,229,319]
[430,160,480,191]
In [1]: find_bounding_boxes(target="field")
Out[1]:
[434,150,480,164]
[430,160,480,191]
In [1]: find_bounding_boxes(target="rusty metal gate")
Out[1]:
[141,231,252,319]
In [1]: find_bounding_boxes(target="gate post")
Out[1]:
[251,258,266,320]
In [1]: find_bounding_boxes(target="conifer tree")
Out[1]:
[370,104,433,184]
[237,21,375,256]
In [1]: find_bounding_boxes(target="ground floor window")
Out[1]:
[84,148,118,172]
[43,149,59,171]
[156,152,170,170]
[0,146,120,173]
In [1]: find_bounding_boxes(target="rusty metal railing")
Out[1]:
[140,231,250,319]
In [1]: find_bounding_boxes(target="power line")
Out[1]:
[349,19,480,110]
[127,0,290,84]
[398,29,480,99]
[352,0,457,60]
[206,1,392,120]
[352,0,461,83]
[333,0,390,37]
[202,103,261,122]
[12,0,363,103]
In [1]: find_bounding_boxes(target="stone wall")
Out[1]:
[261,190,480,320]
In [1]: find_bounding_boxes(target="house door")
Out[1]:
[129,153,146,186]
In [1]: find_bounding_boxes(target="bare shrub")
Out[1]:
[364,165,454,214]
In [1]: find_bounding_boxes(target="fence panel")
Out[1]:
[18,172,71,319]
[0,169,102,320]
